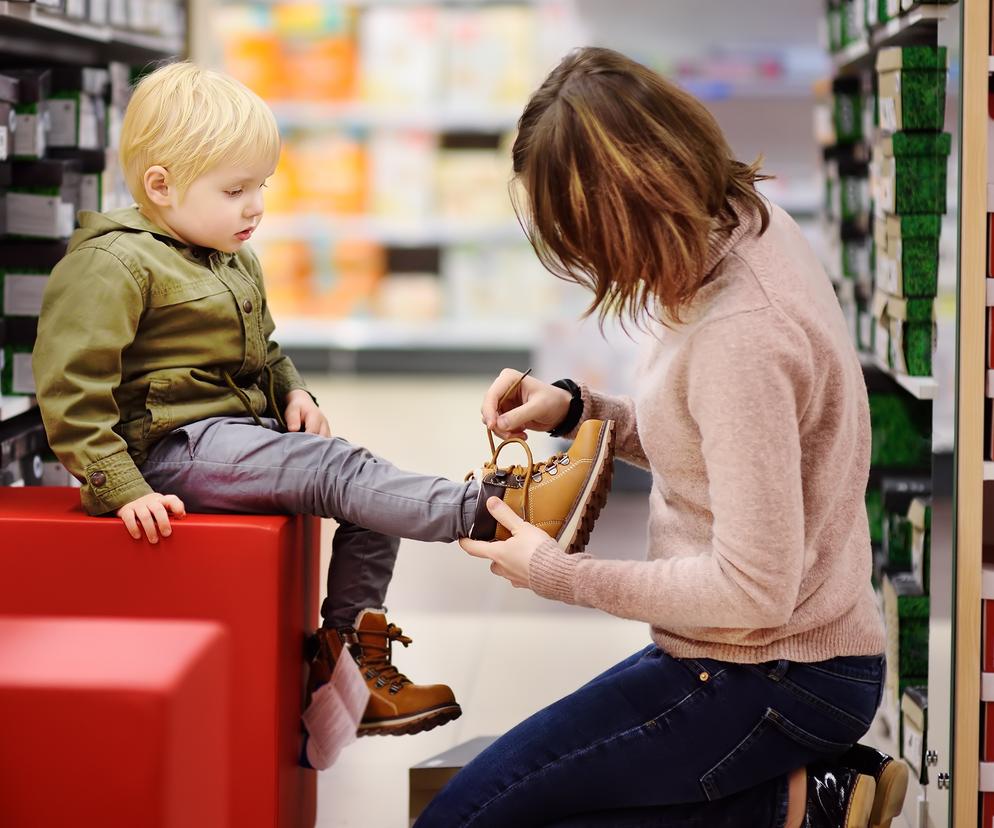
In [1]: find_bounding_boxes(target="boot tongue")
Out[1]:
[354,608,388,650]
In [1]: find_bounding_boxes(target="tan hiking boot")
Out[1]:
[307,609,461,738]
[468,418,615,555]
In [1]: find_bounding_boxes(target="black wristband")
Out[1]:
[548,378,584,438]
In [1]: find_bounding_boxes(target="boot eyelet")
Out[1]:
[532,473,542,482]
[365,670,376,680]
[375,678,387,688]
[547,466,558,475]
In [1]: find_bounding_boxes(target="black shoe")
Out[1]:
[837,745,909,828]
[804,764,875,827]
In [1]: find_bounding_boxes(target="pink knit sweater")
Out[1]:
[530,203,887,663]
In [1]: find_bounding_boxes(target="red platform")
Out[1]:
[0,487,320,828]
[0,616,229,828]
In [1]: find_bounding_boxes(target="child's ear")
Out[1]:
[143,166,172,208]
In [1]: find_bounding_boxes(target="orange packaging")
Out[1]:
[314,239,385,317]
[294,132,367,215]
[257,239,313,317]
[223,32,287,101]
[288,37,357,101]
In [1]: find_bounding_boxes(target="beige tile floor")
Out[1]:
[304,374,912,828]
[304,374,652,828]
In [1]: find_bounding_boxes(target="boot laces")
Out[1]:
[493,451,569,483]
[354,623,414,694]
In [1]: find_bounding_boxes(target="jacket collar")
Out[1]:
[103,206,237,265]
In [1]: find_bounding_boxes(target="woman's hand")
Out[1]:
[117,492,186,543]
[285,389,331,436]
[459,497,551,590]
[481,368,572,441]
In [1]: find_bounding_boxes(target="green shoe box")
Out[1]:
[887,296,934,376]
[876,46,948,133]
[875,132,952,214]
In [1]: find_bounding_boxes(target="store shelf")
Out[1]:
[858,351,938,400]
[258,215,524,246]
[273,317,539,351]
[0,0,183,63]
[831,5,951,73]
[270,101,523,133]
[0,396,37,424]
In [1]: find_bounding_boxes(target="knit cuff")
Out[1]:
[529,539,587,604]
[562,384,598,440]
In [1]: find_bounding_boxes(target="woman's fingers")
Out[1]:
[481,368,526,427]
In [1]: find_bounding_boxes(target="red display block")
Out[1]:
[0,617,228,828]
[0,487,320,828]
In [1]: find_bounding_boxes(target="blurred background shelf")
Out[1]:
[0,397,37,424]
[831,3,952,73]
[0,0,184,62]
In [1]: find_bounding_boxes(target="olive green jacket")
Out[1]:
[32,207,310,516]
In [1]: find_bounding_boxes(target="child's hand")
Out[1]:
[285,389,331,437]
[117,492,186,544]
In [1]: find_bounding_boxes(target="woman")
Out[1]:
[416,47,899,828]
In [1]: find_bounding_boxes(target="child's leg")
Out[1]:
[321,520,399,629]
[142,417,478,543]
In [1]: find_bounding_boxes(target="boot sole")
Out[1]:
[358,703,462,737]
[557,420,616,556]
[846,774,877,828]
[870,759,908,828]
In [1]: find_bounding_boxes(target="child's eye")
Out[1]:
[225,189,243,197]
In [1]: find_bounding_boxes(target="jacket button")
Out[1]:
[242,299,253,314]
[89,471,107,487]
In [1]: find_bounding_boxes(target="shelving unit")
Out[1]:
[822,2,993,825]
[832,4,952,73]
[0,2,186,484]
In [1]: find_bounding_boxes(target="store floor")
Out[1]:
[305,374,651,827]
[305,374,910,828]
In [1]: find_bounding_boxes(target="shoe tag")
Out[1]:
[302,653,371,770]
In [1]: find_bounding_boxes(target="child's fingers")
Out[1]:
[136,507,159,544]
[319,420,332,438]
[120,509,141,540]
[163,494,186,517]
[149,501,172,538]
[285,404,301,432]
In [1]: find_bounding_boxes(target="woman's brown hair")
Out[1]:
[511,46,771,326]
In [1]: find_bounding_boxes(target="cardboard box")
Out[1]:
[1,346,34,396]
[409,737,497,824]
[876,46,948,133]
[876,132,952,215]
[907,497,930,592]
[900,685,927,782]
[0,274,47,317]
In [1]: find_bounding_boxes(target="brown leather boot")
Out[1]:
[307,609,461,738]
[468,418,615,555]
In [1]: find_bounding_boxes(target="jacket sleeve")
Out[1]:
[530,308,814,632]
[32,246,154,515]
[243,247,313,405]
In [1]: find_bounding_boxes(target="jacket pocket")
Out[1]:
[147,278,228,308]
[699,707,853,801]
[141,378,172,440]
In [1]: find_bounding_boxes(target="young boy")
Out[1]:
[31,62,615,753]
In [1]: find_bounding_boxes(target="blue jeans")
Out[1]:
[415,646,885,827]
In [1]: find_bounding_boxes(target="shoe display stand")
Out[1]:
[822,1,989,826]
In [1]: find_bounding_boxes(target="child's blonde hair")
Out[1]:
[119,61,280,209]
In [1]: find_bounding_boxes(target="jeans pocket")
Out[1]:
[699,707,854,801]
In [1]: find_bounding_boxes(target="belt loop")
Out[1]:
[768,659,790,681]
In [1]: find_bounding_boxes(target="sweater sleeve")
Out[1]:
[531,308,814,631]
[568,385,648,469]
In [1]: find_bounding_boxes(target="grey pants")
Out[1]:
[142,416,480,628]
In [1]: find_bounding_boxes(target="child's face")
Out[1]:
[166,158,275,253]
